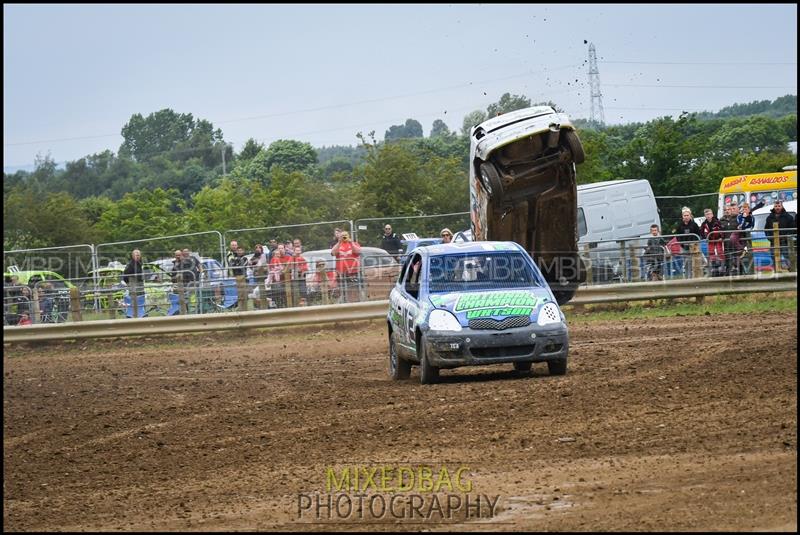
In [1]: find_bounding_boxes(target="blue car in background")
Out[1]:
[198,257,239,310]
[388,241,569,384]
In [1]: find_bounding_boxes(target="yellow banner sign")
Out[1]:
[719,171,797,193]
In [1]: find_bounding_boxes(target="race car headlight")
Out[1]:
[537,302,562,326]
[428,309,462,332]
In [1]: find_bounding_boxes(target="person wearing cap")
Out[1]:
[440,228,454,244]
[331,231,362,302]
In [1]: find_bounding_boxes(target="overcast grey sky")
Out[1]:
[3,3,797,171]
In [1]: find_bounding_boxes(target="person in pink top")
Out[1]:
[331,231,362,302]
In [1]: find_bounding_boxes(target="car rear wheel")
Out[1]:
[389,333,411,380]
[513,361,532,373]
[419,337,439,384]
[479,162,504,202]
[562,130,585,165]
[548,359,568,376]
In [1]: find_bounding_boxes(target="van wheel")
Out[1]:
[419,337,439,384]
[479,162,504,202]
[562,130,585,165]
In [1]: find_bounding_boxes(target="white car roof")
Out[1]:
[752,199,796,216]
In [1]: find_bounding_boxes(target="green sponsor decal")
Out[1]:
[430,295,448,307]
[455,291,539,312]
[390,310,402,325]
[466,307,534,319]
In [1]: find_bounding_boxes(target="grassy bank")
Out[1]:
[564,292,797,323]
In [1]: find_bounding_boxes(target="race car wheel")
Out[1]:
[389,333,411,380]
[513,361,532,373]
[548,359,568,376]
[562,130,585,165]
[479,162,505,201]
[418,336,439,384]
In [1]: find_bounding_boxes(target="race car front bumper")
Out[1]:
[423,323,568,368]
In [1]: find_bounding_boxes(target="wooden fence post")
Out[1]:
[130,281,139,319]
[629,244,640,282]
[690,242,703,279]
[772,222,782,272]
[69,286,82,322]
[31,288,41,324]
[236,275,248,312]
[284,272,294,308]
[321,271,330,305]
[177,282,188,315]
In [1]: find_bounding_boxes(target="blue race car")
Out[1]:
[388,241,569,384]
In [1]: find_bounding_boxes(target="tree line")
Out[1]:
[3,94,797,252]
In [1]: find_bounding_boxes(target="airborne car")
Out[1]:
[387,241,569,384]
[469,106,586,304]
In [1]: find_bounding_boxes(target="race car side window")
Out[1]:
[397,256,411,285]
[404,253,423,300]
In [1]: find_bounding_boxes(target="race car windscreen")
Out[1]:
[427,252,546,293]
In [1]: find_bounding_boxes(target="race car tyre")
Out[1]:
[389,333,411,380]
[419,337,439,384]
[513,361,532,373]
[548,359,568,376]
[479,162,504,201]
[562,130,585,165]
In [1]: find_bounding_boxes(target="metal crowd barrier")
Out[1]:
[4,272,796,343]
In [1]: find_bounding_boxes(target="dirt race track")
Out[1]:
[3,311,797,531]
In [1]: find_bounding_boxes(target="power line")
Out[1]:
[4,64,582,148]
[5,88,586,169]
[601,60,797,66]
[5,132,121,147]
[605,83,796,89]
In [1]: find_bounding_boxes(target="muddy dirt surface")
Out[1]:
[3,311,797,531]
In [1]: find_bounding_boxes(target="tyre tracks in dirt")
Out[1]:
[3,312,796,531]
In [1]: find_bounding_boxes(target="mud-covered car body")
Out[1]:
[469,106,586,305]
[387,241,568,383]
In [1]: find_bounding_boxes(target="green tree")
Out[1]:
[461,110,487,136]
[486,92,532,117]
[351,139,467,220]
[430,119,452,138]
[262,139,318,173]
[94,188,188,244]
[3,187,94,249]
[708,115,791,155]
[237,138,265,163]
[119,109,226,166]
[384,119,423,141]
[120,109,195,162]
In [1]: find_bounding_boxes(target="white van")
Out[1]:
[577,179,661,281]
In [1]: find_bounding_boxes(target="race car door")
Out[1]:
[396,252,422,355]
